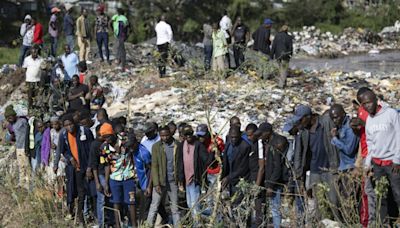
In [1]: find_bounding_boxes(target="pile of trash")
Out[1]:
[293,25,400,58]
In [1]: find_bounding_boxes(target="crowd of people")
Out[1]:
[5,3,400,228]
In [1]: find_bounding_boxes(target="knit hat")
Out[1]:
[4,105,17,118]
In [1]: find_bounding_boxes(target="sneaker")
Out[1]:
[64,214,73,221]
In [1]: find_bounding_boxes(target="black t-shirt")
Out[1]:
[69,84,89,110]
[89,140,105,175]
[233,25,248,44]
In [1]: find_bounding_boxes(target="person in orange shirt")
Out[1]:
[57,113,94,225]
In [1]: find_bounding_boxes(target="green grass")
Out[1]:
[0,47,19,66]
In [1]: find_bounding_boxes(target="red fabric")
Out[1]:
[183,141,195,184]
[204,136,225,174]
[358,106,368,158]
[33,23,44,44]
[79,73,85,84]
[360,177,369,227]
[372,158,393,166]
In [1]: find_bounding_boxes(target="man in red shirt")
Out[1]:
[32,16,44,54]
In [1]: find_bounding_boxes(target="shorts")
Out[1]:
[110,178,136,205]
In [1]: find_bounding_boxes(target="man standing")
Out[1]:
[155,15,173,77]
[64,3,75,51]
[212,23,227,74]
[61,44,79,82]
[147,126,181,226]
[360,90,400,224]
[252,19,273,56]
[22,45,43,109]
[76,8,91,61]
[271,25,293,88]
[58,114,94,225]
[95,5,110,64]
[141,122,160,154]
[49,7,61,57]
[203,20,213,71]
[231,17,249,69]
[32,17,44,52]
[219,10,232,69]
[178,125,210,221]
[68,75,89,111]
[18,15,34,67]
[4,105,30,189]
[111,8,129,70]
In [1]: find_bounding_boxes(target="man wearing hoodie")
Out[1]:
[18,15,34,67]
[360,90,400,224]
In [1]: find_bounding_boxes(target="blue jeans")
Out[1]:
[50,36,58,57]
[97,175,106,225]
[186,182,200,220]
[96,32,109,61]
[204,45,213,71]
[66,35,75,51]
[269,188,282,228]
[19,45,31,67]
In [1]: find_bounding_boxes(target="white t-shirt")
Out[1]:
[257,140,264,160]
[155,21,173,45]
[23,55,43,82]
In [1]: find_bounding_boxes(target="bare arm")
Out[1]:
[256,159,265,186]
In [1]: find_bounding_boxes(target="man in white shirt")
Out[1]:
[22,45,43,109]
[155,15,173,77]
[219,10,232,68]
[141,122,160,153]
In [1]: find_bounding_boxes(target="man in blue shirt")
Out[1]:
[61,44,79,81]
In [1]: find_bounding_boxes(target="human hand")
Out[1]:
[96,182,103,193]
[155,185,162,194]
[144,187,152,197]
[330,128,338,138]
[86,169,93,180]
[392,164,400,175]
[104,185,111,197]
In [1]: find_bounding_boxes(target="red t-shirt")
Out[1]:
[204,136,225,174]
[358,106,369,158]
[33,23,44,44]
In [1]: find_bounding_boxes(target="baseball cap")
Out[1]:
[99,122,114,136]
[291,105,312,123]
[264,18,273,25]
[282,116,297,132]
[51,7,61,14]
[195,124,209,137]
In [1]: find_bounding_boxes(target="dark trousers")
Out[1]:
[76,170,88,223]
[233,44,245,69]
[373,162,400,223]
[204,45,213,71]
[19,45,31,67]
[136,189,152,223]
[116,37,126,68]
[254,193,266,227]
[157,43,169,76]
[50,36,58,57]
[27,82,39,109]
[96,32,109,61]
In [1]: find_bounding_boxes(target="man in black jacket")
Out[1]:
[252,18,273,56]
[177,125,210,221]
[271,25,293,88]
[221,126,251,196]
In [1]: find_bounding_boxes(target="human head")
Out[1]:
[117,8,124,15]
[280,25,289,33]
[24,14,32,24]
[229,126,242,146]
[99,122,114,141]
[72,75,80,87]
[79,109,92,128]
[64,44,71,55]
[51,7,61,15]
[31,45,39,58]
[159,125,173,144]
[282,116,299,136]
[329,104,346,128]
[263,18,273,28]
[62,114,76,134]
[292,105,312,130]
[245,123,258,142]
[78,61,87,73]
[236,17,242,25]
[31,16,37,24]
[212,23,219,32]
[35,120,45,133]
[65,3,73,13]
[4,105,17,123]
[223,10,228,16]
[167,121,177,136]
[97,108,109,123]
[144,122,158,140]
[90,75,98,85]
[160,14,166,22]
[195,124,210,143]
[256,122,273,142]
[96,4,105,15]
[183,125,195,144]
[107,134,118,147]
[82,8,88,17]
[117,116,127,129]
[230,116,241,129]
[271,134,288,153]
[50,116,61,131]
[356,87,373,104]
[178,122,188,142]
[72,109,81,123]
[359,90,378,116]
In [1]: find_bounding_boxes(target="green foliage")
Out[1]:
[182,19,200,33]
[0,47,19,66]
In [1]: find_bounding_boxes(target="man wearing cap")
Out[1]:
[252,19,273,56]
[76,8,91,61]
[271,25,293,88]
[291,105,340,221]
[58,113,94,224]
[141,122,160,154]
[147,126,181,226]
[18,14,34,67]
[22,45,43,109]
[64,3,75,51]
[4,105,30,189]
[177,125,210,221]
[49,7,61,57]
[95,4,110,64]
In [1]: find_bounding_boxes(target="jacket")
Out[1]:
[58,126,94,173]
[293,114,339,179]
[221,139,251,187]
[177,141,211,186]
[252,26,271,55]
[271,31,293,61]
[151,140,180,187]
[264,141,283,189]
[76,15,89,38]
